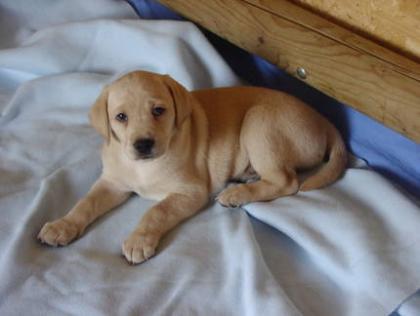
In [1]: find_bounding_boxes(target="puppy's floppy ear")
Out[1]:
[164,75,192,128]
[89,86,110,142]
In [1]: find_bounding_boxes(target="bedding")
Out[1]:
[0,0,419,315]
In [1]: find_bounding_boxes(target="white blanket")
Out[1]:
[0,1,419,315]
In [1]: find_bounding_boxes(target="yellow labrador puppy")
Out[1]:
[38,71,347,264]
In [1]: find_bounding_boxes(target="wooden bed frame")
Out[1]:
[158,0,420,142]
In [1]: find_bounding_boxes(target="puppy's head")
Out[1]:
[90,71,192,160]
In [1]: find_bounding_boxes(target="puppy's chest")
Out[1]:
[131,167,175,200]
[104,158,175,201]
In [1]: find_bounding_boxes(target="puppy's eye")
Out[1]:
[152,107,165,117]
[115,113,127,122]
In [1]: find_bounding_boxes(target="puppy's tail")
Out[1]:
[300,128,347,191]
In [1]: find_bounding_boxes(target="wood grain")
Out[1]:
[158,0,420,141]
[246,0,420,80]
[293,0,420,60]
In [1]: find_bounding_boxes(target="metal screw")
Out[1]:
[296,67,307,79]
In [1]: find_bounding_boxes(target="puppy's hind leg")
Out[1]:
[217,166,298,208]
[217,105,299,208]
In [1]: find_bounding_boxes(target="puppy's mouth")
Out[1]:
[129,150,163,161]
[126,142,166,161]
[137,153,156,160]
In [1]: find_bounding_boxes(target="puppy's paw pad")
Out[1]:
[216,186,250,208]
[122,233,159,265]
[38,219,80,246]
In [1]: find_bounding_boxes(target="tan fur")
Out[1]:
[38,71,347,264]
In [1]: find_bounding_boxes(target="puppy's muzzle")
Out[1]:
[133,138,155,158]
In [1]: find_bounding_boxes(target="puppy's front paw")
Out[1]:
[122,232,159,265]
[216,185,251,208]
[38,218,81,246]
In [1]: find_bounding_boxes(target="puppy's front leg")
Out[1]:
[38,177,130,246]
[123,189,207,264]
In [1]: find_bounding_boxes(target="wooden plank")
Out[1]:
[293,0,420,60]
[158,0,420,141]
[246,0,420,81]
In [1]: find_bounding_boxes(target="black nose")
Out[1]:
[133,138,155,156]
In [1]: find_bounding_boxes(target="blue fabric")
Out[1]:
[127,0,419,197]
